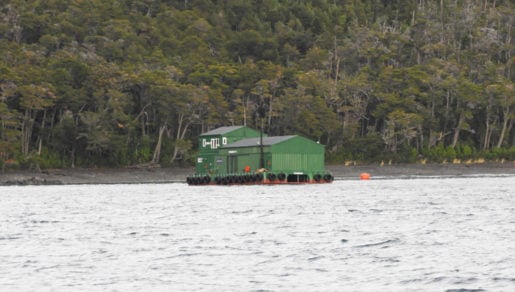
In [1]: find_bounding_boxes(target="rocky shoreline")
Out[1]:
[1,162,514,186]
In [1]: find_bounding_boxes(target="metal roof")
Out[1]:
[223,135,296,148]
[201,126,244,136]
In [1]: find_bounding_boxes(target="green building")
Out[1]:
[215,135,328,182]
[195,126,262,175]
[191,125,332,184]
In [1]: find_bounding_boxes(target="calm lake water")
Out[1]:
[1,176,514,291]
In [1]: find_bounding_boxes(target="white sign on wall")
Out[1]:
[203,138,222,149]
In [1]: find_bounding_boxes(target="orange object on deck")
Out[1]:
[360,172,371,180]
[244,165,251,173]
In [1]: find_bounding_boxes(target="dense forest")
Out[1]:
[0,0,513,169]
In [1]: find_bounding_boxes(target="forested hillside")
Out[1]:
[0,0,513,169]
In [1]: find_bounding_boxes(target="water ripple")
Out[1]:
[0,177,514,291]
[353,238,401,248]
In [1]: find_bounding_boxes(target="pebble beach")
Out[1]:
[1,162,514,186]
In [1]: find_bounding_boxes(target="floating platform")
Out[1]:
[186,172,334,186]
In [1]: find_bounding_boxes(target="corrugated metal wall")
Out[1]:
[268,136,325,173]
[271,153,324,173]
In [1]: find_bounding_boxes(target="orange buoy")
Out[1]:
[360,172,371,180]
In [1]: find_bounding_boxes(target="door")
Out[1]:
[227,155,238,173]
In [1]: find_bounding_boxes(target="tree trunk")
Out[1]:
[170,121,191,163]
[141,113,146,137]
[483,103,494,150]
[429,130,437,148]
[21,109,33,156]
[70,147,75,168]
[451,113,464,148]
[37,109,47,156]
[496,105,511,147]
[151,124,167,164]
[418,125,423,151]
[170,113,190,163]
[443,90,452,135]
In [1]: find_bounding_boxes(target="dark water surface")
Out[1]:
[1,176,514,291]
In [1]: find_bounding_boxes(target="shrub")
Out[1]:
[38,149,64,169]
[444,147,457,161]
[460,145,474,159]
